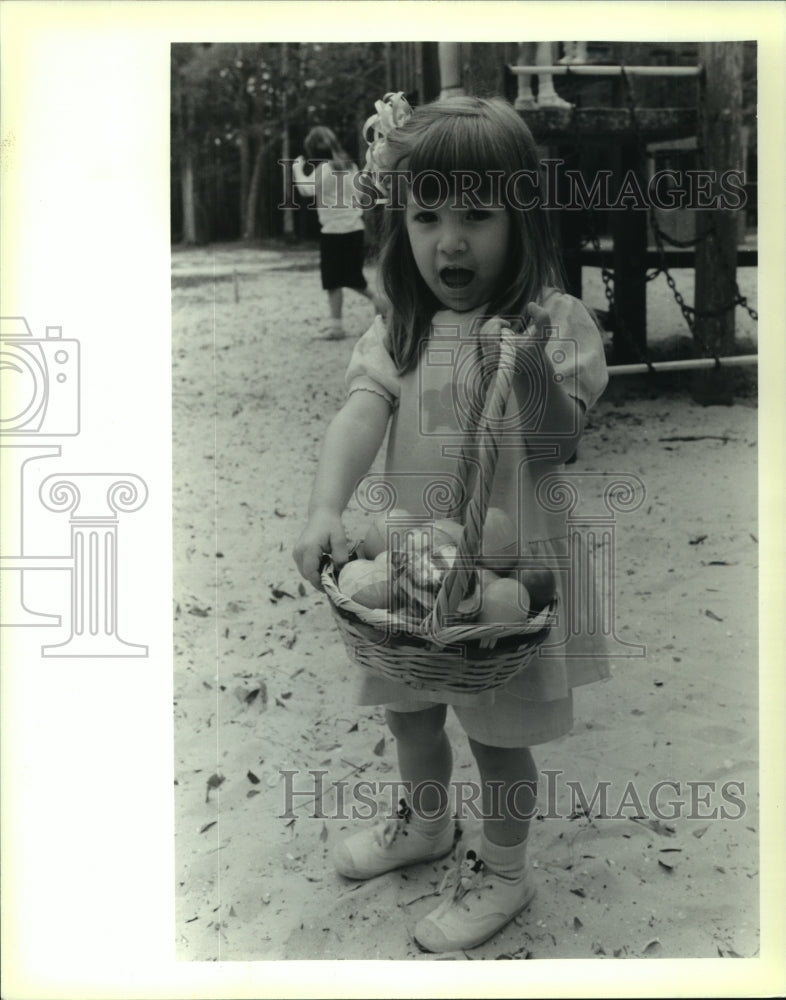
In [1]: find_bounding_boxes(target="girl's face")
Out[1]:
[405,197,511,313]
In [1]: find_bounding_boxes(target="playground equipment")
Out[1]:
[509,42,756,377]
[419,42,757,380]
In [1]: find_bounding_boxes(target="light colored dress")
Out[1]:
[343,290,611,745]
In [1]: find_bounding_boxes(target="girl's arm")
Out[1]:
[293,389,391,589]
[291,156,319,200]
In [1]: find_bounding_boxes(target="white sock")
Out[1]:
[480,832,527,880]
[409,802,452,839]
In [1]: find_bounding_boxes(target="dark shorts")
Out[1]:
[320,230,368,291]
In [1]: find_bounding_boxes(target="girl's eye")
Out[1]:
[466,209,491,221]
[412,210,438,224]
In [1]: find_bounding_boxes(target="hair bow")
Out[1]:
[362,91,413,199]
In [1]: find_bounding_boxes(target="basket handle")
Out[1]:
[422,329,519,636]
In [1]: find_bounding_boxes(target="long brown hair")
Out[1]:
[374,96,563,374]
[303,126,354,172]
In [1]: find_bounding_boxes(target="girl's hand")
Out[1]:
[475,309,542,374]
[293,509,350,591]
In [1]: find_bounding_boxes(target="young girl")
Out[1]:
[292,126,381,339]
[293,94,609,953]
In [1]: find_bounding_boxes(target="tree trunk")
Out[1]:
[280,43,295,241]
[181,152,198,245]
[693,41,743,404]
[238,132,250,240]
[242,142,265,241]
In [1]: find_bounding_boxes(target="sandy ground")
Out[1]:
[171,242,759,963]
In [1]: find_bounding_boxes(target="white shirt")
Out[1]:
[292,159,366,235]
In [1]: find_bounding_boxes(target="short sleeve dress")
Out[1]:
[343,290,611,744]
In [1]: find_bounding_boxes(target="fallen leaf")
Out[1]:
[247,770,260,784]
[206,774,225,790]
[373,737,386,756]
[199,821,217,834]
[569,888,586,898]
[188,605,210,617]
[348,722,359,733]
[688,535,707,545]
[246,789,260,798]
[298,582,307,597]
[658,859,675,872]
[704,609,724,622]
[643,939,662,957]
[319,823,328,842]
[573,916,583,931]
[271,587,295,600]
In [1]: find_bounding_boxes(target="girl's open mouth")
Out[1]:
[440,267,474,289]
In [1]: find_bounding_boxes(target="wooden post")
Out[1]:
[693,42,743,403]
[611,141,648,362]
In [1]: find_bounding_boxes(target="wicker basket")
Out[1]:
[321,331,557,694]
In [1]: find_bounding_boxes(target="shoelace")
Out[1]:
[450,849,487,907]
[373,798,412,849]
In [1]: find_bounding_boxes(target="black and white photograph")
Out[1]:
[2,3,785,999]
[172,31,767,965]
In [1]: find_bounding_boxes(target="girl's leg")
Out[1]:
[352,284,387,317]
[514,41,537,109]
[386,704,452,818]
[468,739,537,847]
[327,287,343,320]
[325,288,345,339]
[332,704,455,880]
[413,740,537,953]
[536,41,572,108]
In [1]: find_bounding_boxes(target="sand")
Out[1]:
[171,243,759,963]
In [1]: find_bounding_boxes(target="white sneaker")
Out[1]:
[537,93,573,109]
[333,799,455,880]
[413,849,536,952]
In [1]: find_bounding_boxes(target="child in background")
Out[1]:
[293,94,609,952]
[292,126,381,340]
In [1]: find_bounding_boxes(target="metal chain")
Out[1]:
[617,64,757,351]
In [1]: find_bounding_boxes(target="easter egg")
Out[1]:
[457,569,500,617]
[373,550,391,576]
[353,572,392,609]
[338,558,379,598]
[479,507,518,572]
[517,565,557,612]
[363,508,413,559]
[477,577,530,626]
